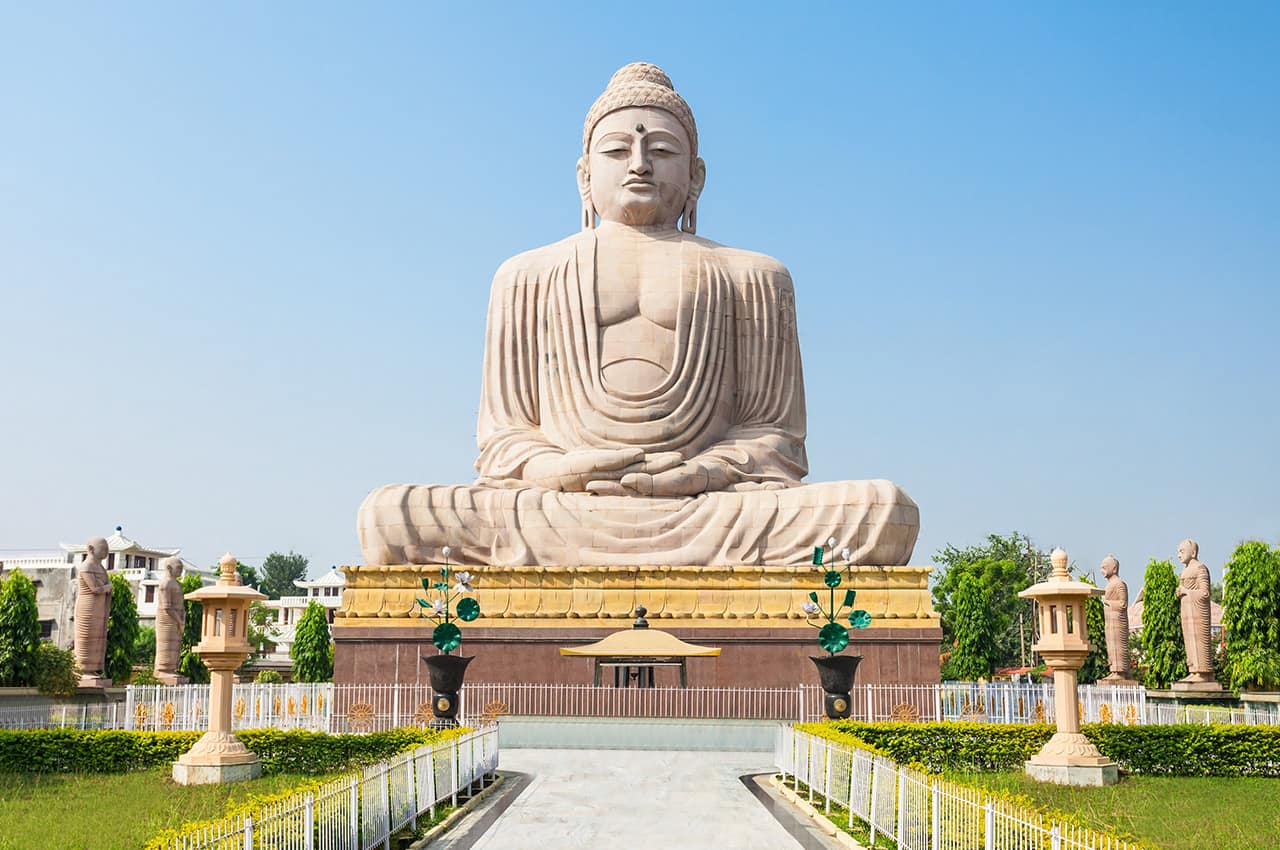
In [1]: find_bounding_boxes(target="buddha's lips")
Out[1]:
[623,180,655,188]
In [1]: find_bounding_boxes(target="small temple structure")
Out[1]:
[559,606,720,687]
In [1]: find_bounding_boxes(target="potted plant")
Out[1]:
[417,547,481,727]
[802,540,873,719]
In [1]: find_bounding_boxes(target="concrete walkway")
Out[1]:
[448,749,808,850]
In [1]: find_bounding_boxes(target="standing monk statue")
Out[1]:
[1098,555,1136,685]
[358,62,920,567]
[1174,538,1220,689]
[74,536,112,686]
[154,557,188,684]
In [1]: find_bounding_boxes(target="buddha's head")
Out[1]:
[87,536,108,562]
[579,63,706,232]
[164,556,182,580]
[1100,555,1119,579]
[1177,538,1198,565]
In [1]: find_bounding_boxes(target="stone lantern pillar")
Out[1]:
[1018,547,1118,786]
[172,553,267,785]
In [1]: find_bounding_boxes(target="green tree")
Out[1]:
[260,551,309,599]
[0,569,42,686]
[235,561,261,591]
[946,573,998,680]
[247,601,279,659]
[1079,576,1109,684]
[104,573,140,684]
[177,573,209,683]
[291,600,333,683]
[1141,558,1188,688]
[254,669,283,684]
[933,532,1050,670]
[133,625,157,666]
[1221,541,1280,691]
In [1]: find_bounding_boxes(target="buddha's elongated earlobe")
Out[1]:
[681,199,697,234]
[682,157,707,234]
[576,157,595,231]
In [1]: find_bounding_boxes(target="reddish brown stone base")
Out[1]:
[334,625,942,688]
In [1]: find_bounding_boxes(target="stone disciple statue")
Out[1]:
[154,556,188,684]
[1098,555,1135,684]
[358,63,920,567]
[1174,538,1219,688]
[74,536,113,685]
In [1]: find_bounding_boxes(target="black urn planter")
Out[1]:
[810,655,862,719]
[422,654,473,728]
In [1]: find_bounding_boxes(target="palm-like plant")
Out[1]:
[803,540,873,654]
[415,547,481,654]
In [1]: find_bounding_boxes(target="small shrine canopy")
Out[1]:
[560,607,720,687]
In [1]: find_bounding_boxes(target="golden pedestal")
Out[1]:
[334,564,941,688]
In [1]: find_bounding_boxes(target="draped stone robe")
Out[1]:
[1179,560,1213,675]
[358,231,919,567]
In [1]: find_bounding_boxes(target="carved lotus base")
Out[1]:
[173,730,262,784]
[1028,732,1111,766]
[155,672,189,686]
[77,674,111,689]
[1098,673,1139,687]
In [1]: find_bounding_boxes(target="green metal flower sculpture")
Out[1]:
[802,539,873,654]
[415,546,481,654]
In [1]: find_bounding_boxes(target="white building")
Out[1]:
[258,568,345,664]
[0,526,212,648]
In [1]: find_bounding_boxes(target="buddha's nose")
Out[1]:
[629,145,652,175]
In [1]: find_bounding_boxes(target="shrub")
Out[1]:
[131,667,162,686]
[254,670,283,684]
[1141,559,1187,688]
[134,626,157,666]
[105,573,140,685]
[291,601,333,683]
[0,569,42,686]
[804,720,1280,777]
[33,642,79,697]
[0,727,458,775]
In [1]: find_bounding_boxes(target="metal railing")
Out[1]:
[154,726,498,850]
[2,681,1274,732]
[777,725,1141,850]
[459,681,803,720]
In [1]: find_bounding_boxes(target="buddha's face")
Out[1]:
[1101,557,1118,579]
[583,106,702,228]
[1177,540,1195,564]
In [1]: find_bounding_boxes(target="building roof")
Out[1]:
[60,526,180,558]
[559,628,721,658]
[294,568,346,589]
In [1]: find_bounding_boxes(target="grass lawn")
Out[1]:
[954,772,1280,850]
[0,769,326,850]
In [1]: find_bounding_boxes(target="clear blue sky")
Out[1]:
[2,5,1276,584]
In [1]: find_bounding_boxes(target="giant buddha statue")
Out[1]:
[358,63,919,567]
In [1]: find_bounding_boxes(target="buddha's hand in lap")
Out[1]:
[617,457,741,498]
[524,448,682,493]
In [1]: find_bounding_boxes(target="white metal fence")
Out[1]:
[3,681,1275,732]
[777,725,1141,850]
[154,726,498,850]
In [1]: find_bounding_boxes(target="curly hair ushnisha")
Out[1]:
[578,62,704,233]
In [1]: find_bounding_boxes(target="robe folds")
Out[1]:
[358,231,919,567]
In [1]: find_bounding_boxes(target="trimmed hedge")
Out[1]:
[809,721,1280,777]
[0,727,450,775]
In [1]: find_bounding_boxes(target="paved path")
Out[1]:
[456,749,807,850]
